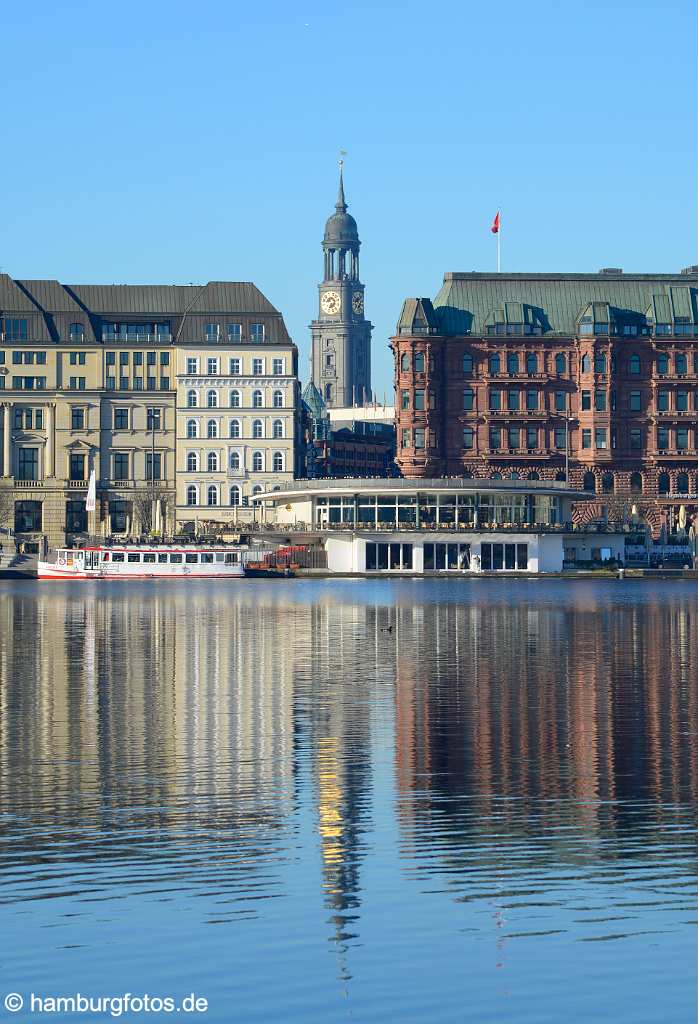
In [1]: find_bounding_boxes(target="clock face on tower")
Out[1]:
[352,291,364,315]
[321,290,341,316]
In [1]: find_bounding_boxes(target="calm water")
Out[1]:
[2,579,698,1023]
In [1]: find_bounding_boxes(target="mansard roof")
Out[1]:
[431,271,698,336]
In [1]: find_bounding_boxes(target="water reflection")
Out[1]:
[2,580,698,1021]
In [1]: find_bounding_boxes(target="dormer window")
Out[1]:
[579,316,593,336]
[204,323,220,342]
[69,323,84,342]
[655,323,671,336]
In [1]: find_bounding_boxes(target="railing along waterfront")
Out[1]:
[270,477,580,494]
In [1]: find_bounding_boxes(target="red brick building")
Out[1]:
[391,270,698,531]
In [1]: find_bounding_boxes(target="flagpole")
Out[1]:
[497,212,501,273]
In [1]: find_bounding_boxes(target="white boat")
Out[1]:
[37,544,245,580]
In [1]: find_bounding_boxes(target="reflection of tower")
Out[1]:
[310,164,372,408]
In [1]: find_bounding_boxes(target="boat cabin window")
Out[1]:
[143,553,156,563]
[128,553,141,563]
[201,553,213,564]
[215,554,224,563]
[112,553,125,563]
[185,553,198,564]
[102,552,110,562]
[170,554,182,563]
[158,553,168,563]
[224,553,238,564]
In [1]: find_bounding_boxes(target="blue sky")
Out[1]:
[2,0,696,394]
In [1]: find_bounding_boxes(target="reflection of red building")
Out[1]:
[391,271,698,529]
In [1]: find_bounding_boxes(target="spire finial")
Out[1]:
[336,150,347,212]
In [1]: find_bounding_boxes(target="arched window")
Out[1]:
[207,485,218,506]
[207,419,218,439]
[325,384,333,401]
[229,419,241,438]
[629,354,641,374]
[400,353,410,372]
[272,419,284,439]
[657,354,669,374]
[489,354,500,374]
[490,472,502,480]
[414,352,425,373]
[555,471,566,482]
[658,472,670,495]
[581,354,591,374]
[252,390,263,408]
[252,485,263,496]
[462,353,473,374]
[252,451,263,472]
[272,451,284,472]
[230,390,241,408]
[187,390,198,408]
[186,452,198,472]
[207,389,218,408]
[676,354,688,375]
[630,472,643,494]
[509,471,520,480]
[252,419,263,439]
[555,353,566,375]
[230,485,241,506]
[595,353,607,374]
[525,353,537,374]
[207,451,218,472]
[462,470,473,479]
[229,451,241,471]
[507,352,519,374]
[186,419,198,439]
[273,390,284,408]
[186,485,198,506]
[677,472,689,494]
[602,472,614,494]
[583,471,596,492]
[527,471,540,480]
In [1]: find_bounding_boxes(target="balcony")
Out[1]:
[102,332,172,344]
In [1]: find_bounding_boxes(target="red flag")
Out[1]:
[491,211,500,234]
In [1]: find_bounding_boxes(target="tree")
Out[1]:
[132,486,171,536]
[0,487,14,533]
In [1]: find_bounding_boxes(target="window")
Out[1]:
[187,390,198,408]
[400,354,410,372]
[677,428,689,450]
[230,358,241,375]
[272,451,284,472]
[677,472,689,493]
[113,452,129,480]
[657,390,669,411]
[160,351,169,365]
[186,358,198,374]
[271,389,283,410]
[186,419,198,439]
[414,429,425,449]
[186,485,198,506]
[508,426,521,449]
[630,428,642,450]
[594,353,607,374]
[273,358,284,375]
[657,354,669,374]
[414,352,425,372]
[229,419,241,438]
[657,426,669,449]
[134,352,143,366]
[252,419,263,439]
[147,408,161,430]
[69,351,86,365]
[526,353,537,374]
[250,323,265,343]
[507,389,519,411]
[4,318,28,340]
[601,473,614,495]
[207,389,218,408]
[462,353,473,374]
[401,429,410,449]
[187,452,198,472]
[463,427,474,449]
[204,323,219,342]
[229,451,241,471]
[69,454,85,481]
[527,426,537,449]
[227,324,241,342]
[414,389,425,411]
[582,429,591,449]
[677,391,688,412]
[230,390,241,408]
[488,354,500,374]
[526,389,538,410]
[252,451,264,471]
[401,390,410,410]
[71,407,85,430]
[69,377,86,390]
[554,390,565,412]
[630,391,641,411]
[581,354,591,373]
[506,352,519,374]
[676,353,688,374]
[66,499,87,533]
[555,353,566,375]
[252,390,263,408]
[595,390,606,411]
[17,448,39,481]
[252,485,263,496]
[207,419,219,438]
[489,426,501,449]
[463,388,474,411]
[114,408,129,429]
[230,485,241,506]
[207,357,219,375]
[630,354,641,374]
[207,452,219,472]
[252,358,263,375]
[14,499,41,532]
[489,390,501,411]
[581,390,591,411]
[554,427,565,449]
[595,429,607,449]
[583,471,595,492]
[145,453,162,480]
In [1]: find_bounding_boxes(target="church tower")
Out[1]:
[310,165,372,408]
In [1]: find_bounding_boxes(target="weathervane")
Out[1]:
[339,148,347,170]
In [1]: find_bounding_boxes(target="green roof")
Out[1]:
[431,272,698,335]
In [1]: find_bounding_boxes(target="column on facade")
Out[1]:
[45,402,55,478]
[2,404,10,477]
